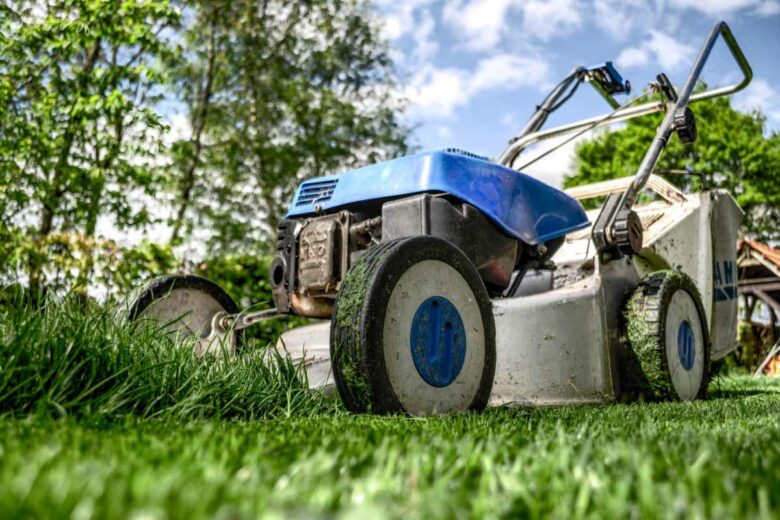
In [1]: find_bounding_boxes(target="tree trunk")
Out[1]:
[169,16,218,245]
[30,39,102,294]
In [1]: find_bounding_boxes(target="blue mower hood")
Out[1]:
[286,149,589,245]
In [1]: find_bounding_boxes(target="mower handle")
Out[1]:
[623,20,751,206]
[592,21,752,258]
[498,20,753,168]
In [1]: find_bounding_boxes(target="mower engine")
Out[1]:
[272,189,525,318]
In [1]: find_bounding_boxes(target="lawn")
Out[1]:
[1,301,780,518]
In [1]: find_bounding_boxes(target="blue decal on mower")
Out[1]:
[713,259,738,301]
[410,296,466,387]
[677,320,695,371]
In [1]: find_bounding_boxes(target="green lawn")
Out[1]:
[2,301,780,518]
[1,376,779,519]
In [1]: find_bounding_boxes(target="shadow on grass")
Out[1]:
[708,375,780,400]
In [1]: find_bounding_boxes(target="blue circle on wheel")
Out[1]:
[410,296,467,387]
[677,320,695,371]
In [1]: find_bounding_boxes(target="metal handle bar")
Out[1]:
[498,21,752,168]
[623,20,751,207]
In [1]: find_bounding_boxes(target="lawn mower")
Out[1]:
[130,21,752,415]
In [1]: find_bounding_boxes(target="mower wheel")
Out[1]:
[127,275,241,356]
[330,236,496,415]
[623,270,711,400]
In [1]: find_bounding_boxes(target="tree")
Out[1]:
[565,94,780,241]
[0,0,179,292]
[166,0,410,253]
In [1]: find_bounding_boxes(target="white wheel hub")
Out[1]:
[138,288,235,356]
[664,290,705,400]
[382,260,485,415]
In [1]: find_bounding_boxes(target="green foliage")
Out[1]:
[566,95,780,240]
[0,296,329,420]
[166,0,411,252]
[1,0,411,299]
[0,233,178,300]
[109,241,179,297]
[0,0,179,291]
[0,377,779,517]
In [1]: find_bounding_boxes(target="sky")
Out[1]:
[373,0,780,187]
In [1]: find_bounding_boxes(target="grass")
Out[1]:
[0,297,329,420]
[1,298,780,518]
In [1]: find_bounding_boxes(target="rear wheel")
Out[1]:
[623,270,710,400]
[330,236,495,415]
[128,275,240,356]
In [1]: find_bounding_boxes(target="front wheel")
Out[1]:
[330,236,496,416]
[623,270,711,400]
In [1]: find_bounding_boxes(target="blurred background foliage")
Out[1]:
[0,0,409,312]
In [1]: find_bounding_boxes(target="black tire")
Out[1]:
[330,236,496,415]
[623,270,711,400]
[128,275,242,350]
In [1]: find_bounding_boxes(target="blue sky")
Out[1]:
[373,0,780,186]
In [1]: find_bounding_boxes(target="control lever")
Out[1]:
[655,73,678,102]
[654,73,697,144]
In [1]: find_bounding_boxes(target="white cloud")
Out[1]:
[412,9,439,62]
[442,0,522,51]
[645,31,696,71]
[672,0,780,16]
[471,54,549,91]
[442,0,581,51]
[517,133,592,188]
[616,47,649,69]
[405,54,550,120]
[734,78,780,122]
[404,67,471,119]
[374,0,436,41]
[754,0,780,15]
[593,0,658,40]
[520,0,583,41]
[436,126,453,139]
[617,31,696,72]
[374,0,439,66]
[673,0,760,15]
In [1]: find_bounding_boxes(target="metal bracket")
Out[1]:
[218,308,281,332]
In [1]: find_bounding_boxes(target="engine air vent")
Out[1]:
[443,148,489,161]
[296,179,338,206]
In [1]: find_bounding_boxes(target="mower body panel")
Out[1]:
[492,270,614,404]
[286,150,589,245]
